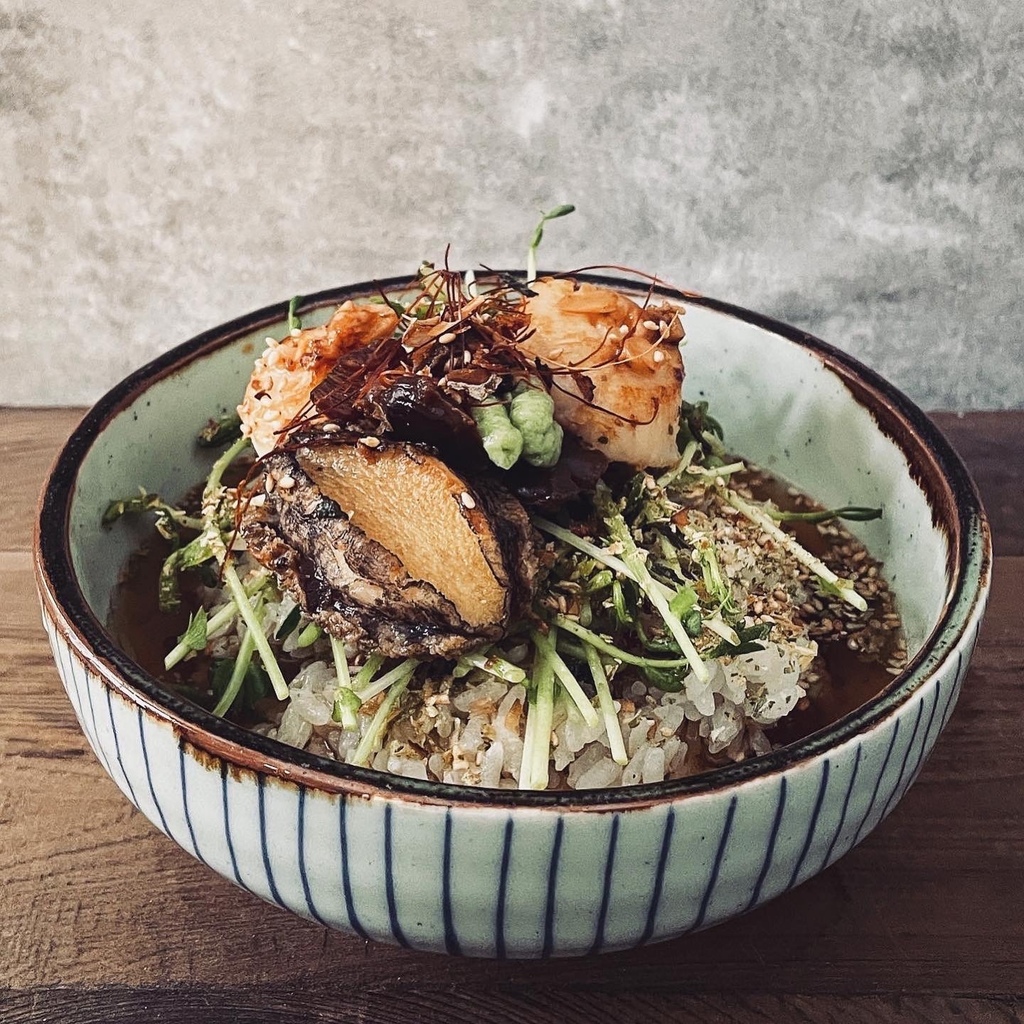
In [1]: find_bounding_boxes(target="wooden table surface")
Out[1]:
[2,407,1022,1023]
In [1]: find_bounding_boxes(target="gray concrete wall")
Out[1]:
[2,0,1021,409]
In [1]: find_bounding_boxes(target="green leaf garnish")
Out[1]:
[287,294,303,332]
[708,623,772,659]
[177,607,208,655]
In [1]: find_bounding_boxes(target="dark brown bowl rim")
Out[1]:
[36,271,992,810]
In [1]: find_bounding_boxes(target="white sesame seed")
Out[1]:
[437,331,457,345]
[249,493,266,507]
[359,436,381,448]
[653,349,665,362]
[460,491,476,509]
[642,319,659,331]
[265,476,275,493]
[322,423,340,433]
[277,475,296,490]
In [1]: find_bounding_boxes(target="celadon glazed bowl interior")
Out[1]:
[35,273,991,958]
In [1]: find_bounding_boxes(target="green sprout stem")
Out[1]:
[330,634,351,690]
[553,615,694,670]
[533,627,600,728]
[584,646,628,766]
[519,639,556,790]
[212,622,258,717]
[685,460,746,479]
[348,672,413,768]
[703,612,741,646]
[355,658,419,703]
[328,630,358,732]
[164,572,268,670]
[456,650,528,685]
[526,204,575,283]
[533,517,634,580]
[518,683,541,790]
[724,488,868,612]
[295,622,322,648]
[204,434,250,500]
[655,439,699,489]
[602,506,710,682]
[332,687,361,730]
[768,504,883,524]
[353,653,385,692]
[222,561,289,700]
[532,512,708,671]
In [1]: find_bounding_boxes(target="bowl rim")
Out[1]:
[35,271,992,811]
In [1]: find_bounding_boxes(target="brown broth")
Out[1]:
[108,468,905,755]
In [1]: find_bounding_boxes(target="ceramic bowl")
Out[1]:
[35,273,991,957]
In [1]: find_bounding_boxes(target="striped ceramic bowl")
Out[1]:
[35,275,991,957]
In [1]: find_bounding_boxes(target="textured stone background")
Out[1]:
[2,0,1022,408]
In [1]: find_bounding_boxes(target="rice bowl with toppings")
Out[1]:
[105,260,906,792]
[36,252,990,956]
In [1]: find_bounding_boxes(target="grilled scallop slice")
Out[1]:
[237,301,399,457]
[520,278,686,468]
[239,438,538,658]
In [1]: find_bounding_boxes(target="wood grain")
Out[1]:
[2,407,1022,1023]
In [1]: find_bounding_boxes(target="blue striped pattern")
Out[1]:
[296,786,326,925]
[105,686,140,806]
[178,743,203,863]
[541,818,565,958]
[383,804,410,948]
[906,677,942,790]
[441,811,462,955]
[79,657,116,781]
[639,809,676,944]
[588,816,620,954]
[691,795,738,932]
[338,798,369,940]
[256,774,284,908]
[939,650,966,733]
[823,744,863,869]
[494,817,514,958]
[853,718,901,847]
[220,761,253,892]
[40,597,982,955]
[137,706,170,838]
[745,778,788,912]
[788,759,830,890]
[878,696,925,824]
